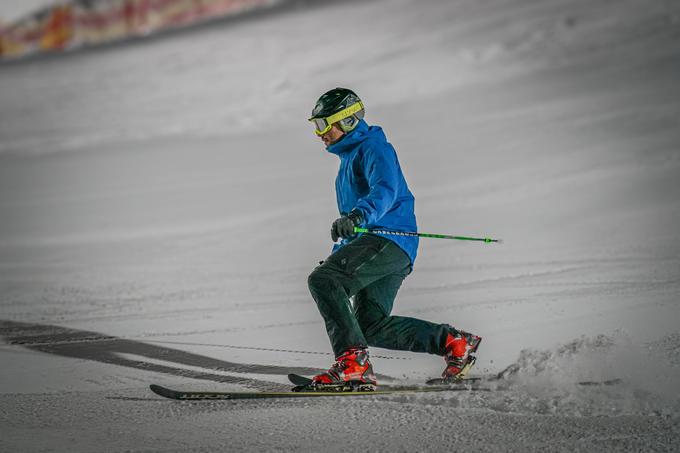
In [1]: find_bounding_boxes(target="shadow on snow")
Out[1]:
[0,319,323,391]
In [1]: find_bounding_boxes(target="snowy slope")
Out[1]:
[1,0,680,451]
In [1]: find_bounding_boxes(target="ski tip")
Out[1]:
[288,373,313,387]
[149,384,165,394]
[150,384,177,399]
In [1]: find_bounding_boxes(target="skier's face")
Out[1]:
[320,123,345,146]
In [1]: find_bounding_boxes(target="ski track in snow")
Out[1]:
[1,0,680,450]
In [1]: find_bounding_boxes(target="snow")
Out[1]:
[1,0,680,450]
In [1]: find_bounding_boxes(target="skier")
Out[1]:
[307,87,482,390]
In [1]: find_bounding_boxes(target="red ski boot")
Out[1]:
[441,330,482,381]
[311,347,377,392]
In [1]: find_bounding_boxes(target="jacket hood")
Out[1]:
[326,120,385,155]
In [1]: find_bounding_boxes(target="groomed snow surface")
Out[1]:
[1,0,680,451]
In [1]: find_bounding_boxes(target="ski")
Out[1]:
[149,383,478,401]
[287,373,314,387]
[424,377,480,385]
[287,373,482,390]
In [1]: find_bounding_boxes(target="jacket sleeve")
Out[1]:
[353,143,399,225]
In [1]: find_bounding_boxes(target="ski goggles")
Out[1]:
[309,101,365,136]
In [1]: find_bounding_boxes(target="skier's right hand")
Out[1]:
[331,210,363,242]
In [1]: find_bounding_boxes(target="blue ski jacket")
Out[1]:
[326,119,418,265]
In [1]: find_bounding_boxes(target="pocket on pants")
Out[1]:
[325,235,385,276]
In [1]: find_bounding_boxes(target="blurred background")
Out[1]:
[1,0,679,449]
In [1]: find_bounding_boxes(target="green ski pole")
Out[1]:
[354,227,502,244]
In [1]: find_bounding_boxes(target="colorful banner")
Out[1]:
[1,0,279,60]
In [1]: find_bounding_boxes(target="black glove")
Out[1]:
[331,210,363,242]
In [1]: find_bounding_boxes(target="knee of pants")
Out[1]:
[308,268,344,300]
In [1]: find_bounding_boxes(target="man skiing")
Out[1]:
[307,87,481,391]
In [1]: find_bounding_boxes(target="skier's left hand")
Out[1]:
[331,210,363,242]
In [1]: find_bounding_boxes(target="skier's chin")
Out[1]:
[323,134,344,147]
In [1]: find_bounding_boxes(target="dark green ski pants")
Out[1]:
[308,234,452,358]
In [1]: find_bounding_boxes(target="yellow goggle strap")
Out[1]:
[310,101,364,135]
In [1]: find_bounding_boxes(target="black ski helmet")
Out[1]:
[309,87,365,135]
